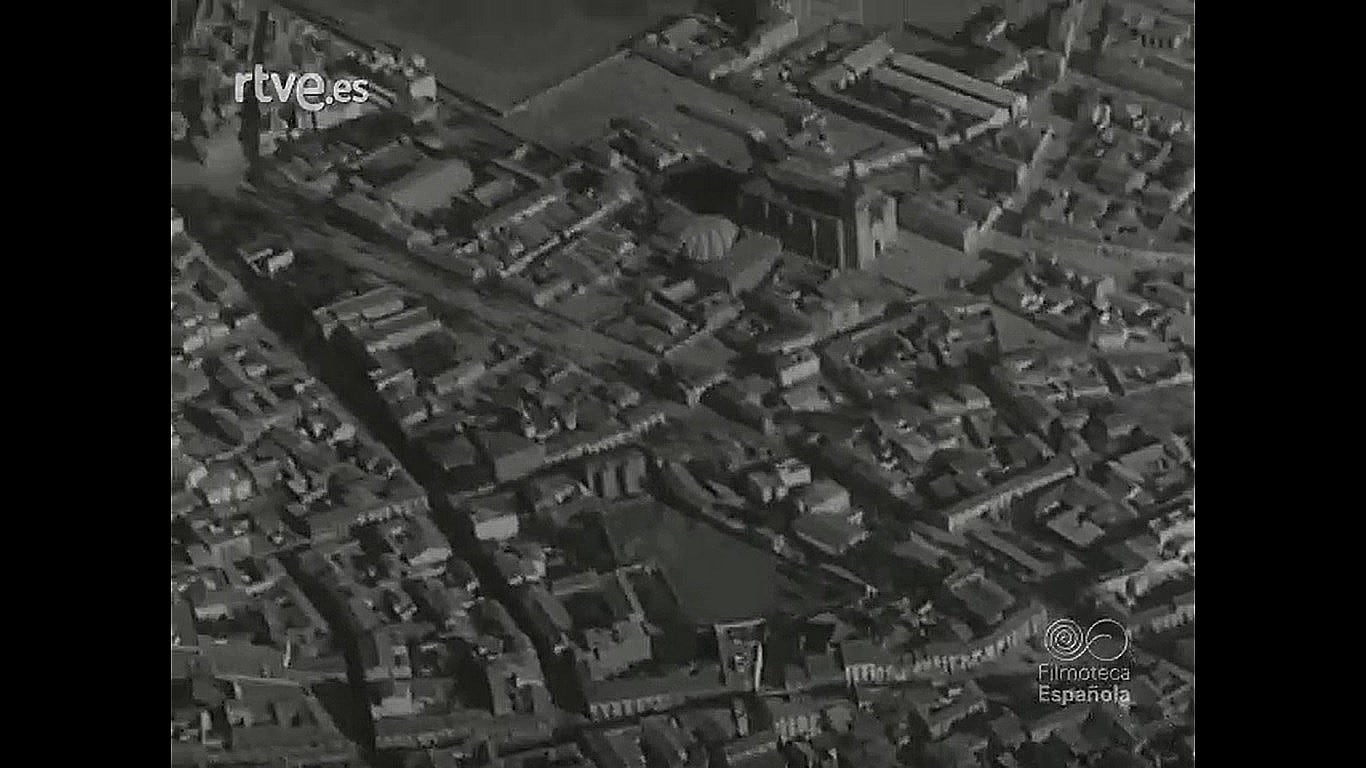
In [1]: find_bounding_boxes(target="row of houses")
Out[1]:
[839,602,1050,683]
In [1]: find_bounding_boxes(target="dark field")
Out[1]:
[296,0,697,110]
[601,501,855,625]
[292,0,998,111]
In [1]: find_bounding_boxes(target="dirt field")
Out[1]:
[296,0,695,110]
[506,54,786,170]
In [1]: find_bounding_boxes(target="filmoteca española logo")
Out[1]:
[1043,618,1130,662]
[1038,617,1134,707]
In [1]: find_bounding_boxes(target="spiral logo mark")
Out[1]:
[1044,618,1130,662]
[1044,619,1088,661]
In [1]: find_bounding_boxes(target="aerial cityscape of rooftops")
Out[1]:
[170,1,1194,766]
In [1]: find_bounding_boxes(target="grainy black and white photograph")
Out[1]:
[170,1,1195,767]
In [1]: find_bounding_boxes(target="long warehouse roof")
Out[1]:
[870,66,1005,122]
[888,52,1023,111]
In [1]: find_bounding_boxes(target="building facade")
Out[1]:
[737,163,898,272]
